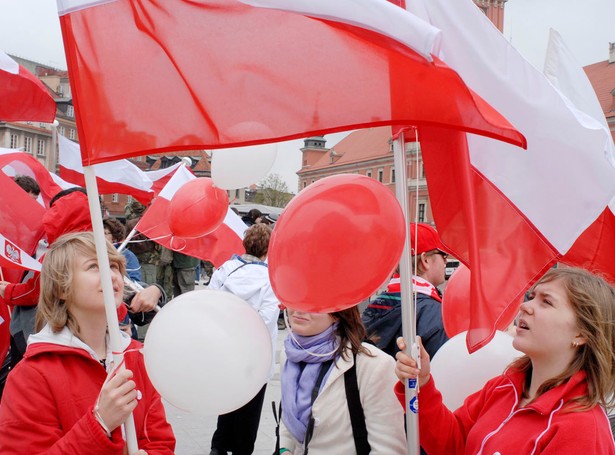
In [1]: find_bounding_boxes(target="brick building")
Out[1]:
[584,43,615,143]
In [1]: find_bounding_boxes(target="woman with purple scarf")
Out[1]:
[278,307,406,454]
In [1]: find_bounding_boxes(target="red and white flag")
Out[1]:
[0,232,42,273]
[0,50,56,123]
[58,0,523,166]
[0,171,46,283]
[0,148,63,207]
[58,134,182,204]
[408,0,615,351]
[135,166,247,267]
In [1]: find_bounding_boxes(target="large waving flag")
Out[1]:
[58,135,182,204]
[135,166,247,267]
[408,0,615,351]
[58,0,524,166]
[544,30,615,279]
[0,50,56,122]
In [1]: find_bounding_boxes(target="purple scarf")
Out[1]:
[281,323,339,444]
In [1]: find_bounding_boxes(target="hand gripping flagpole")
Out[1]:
[393,133,420,455]
[84,166,139,453]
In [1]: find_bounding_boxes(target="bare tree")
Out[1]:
[256,173,293,208]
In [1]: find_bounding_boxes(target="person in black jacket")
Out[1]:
[362,223,449,359]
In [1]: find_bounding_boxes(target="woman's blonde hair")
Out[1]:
[510,267,615,411]
[36,231,126,335]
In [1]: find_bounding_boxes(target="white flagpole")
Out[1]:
[83,166,139,453]
[117,228,137,253]
[393,133,420,455]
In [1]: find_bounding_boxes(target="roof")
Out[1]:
[298,127,393,174]
[584,60,615,119]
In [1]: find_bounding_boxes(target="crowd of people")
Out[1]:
[0,175,614,454]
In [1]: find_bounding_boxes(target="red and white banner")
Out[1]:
[408,0,615,351]
[58,135,182,204]
[0,171,46,283]
[135,166,247,267]
[0,50,56,123]
[0,233,42,272]
[0,148,63,207]
[58,0,523,165]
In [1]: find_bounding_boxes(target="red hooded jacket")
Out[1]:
[395,369,614,454]
[0,328,175,454]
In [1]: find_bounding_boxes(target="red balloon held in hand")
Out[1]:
[268,174,405,313]
[168,178,228,239]
[442,264,519,338]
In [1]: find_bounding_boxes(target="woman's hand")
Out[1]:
[96,369,138,432]
[395,336,431,388]
[129,285,161,313]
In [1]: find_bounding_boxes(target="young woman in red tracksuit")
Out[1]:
[395,267,615,454]
[0,232,175,454]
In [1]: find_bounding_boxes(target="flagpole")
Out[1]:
[117,228,137,253]
[393,133,420,455]
[83,166,139,453]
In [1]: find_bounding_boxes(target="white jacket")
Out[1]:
[280,343,406,455]
[208,255,279,379]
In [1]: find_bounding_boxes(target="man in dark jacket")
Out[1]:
[362,223,449,359]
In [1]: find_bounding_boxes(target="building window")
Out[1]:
[126,195,133,204]
[391,168,396,183]
[366,170,372,178]
[37,139,45,156]
[10,134,18,149]
[421,164,426,178]
[39,123,46,128]
[311,178,315,184]
[112,193,119,203]
[69,129,76,140]
[377,168,384,183]
[235,189,240,198]
[303,181,307,189]
[418,203,426,222]
[67,105,74,118]
[24,136,32,153]
[58,126,65,136]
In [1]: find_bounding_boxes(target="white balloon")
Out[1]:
[430,331,522,410]
[212,143,278,190]
[143,290,272,415]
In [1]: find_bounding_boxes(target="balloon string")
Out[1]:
[283,310,338,358]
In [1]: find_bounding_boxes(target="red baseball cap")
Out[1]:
[409,223,447,256]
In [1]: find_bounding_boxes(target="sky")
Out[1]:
[1,0,614,190]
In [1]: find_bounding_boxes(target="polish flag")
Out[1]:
[0,148,63,207]
[135,166,247,267]
[0,232,42,273]
[58,134,183,204]
[0,171,46,284]
[407,0,615,351]
[0,50,56,123]
[58,0,523,166]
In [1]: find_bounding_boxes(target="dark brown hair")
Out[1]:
[14,175,40,196]
[102,218,126,243]
[509,267,615,411]
[243,223,271,258]
[332,306,375,360]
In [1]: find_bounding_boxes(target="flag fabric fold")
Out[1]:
[0,50,56,123]
[0,232,42,273]
[135,166,247,267]
[412,0,615,351]
[58,135,182,204]
[59,0,523,165]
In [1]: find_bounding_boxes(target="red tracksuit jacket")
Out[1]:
[0,332,175,454]
[395,369,614,454]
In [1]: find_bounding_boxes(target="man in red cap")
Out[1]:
[362,223,449,358]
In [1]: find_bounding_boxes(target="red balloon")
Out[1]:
[168,178,228,239]
[269,174,405,312]
[442,264,519,337]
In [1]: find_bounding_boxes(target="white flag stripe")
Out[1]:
[420,0,615,253]
[242,0,441,61]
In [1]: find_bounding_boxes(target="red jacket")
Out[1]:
[395,369,615,454]
[0,332,175,454]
